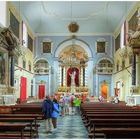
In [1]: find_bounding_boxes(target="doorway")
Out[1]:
[38,84,45,99]
[100,81,108,99]
[20,76,27,102]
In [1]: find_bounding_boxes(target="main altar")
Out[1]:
[57,36,89,96]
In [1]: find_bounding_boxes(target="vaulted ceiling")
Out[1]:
[12,1,136,36]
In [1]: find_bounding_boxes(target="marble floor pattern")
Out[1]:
[38,115,88,139]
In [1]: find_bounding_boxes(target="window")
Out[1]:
[115,34,120,51]
[28,34,33,52]
[122,59,125,69]
[120,20,126,48]
[116,60,119,72]
[15,57,18,65]
[23,59,26,69]
[34,59,49,74]
[28,61,31,71]
[22,21,27,47]
[97,59,113,74]
[129,55,133,65]
[10,11,19,38]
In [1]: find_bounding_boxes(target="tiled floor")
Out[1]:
[38,115,88,139]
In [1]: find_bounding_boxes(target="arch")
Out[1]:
[96,57,113,64]
[54,39,93,58]
[34,57,49,65]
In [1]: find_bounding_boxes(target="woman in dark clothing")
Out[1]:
[42,96,54,133]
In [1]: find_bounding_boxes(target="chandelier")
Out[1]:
[59,2,88,66]
[68,22,79,33]
[64,47,80,66]
[59,37,81,66]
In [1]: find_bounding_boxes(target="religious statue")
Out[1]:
[69,70,76,86]
[127,26,140,46]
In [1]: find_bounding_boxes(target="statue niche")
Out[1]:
[67,67,79,87]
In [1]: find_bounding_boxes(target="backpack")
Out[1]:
[70,97,74,107]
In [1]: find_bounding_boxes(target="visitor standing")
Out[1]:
[74,96,81,114]
[64,94,70,115]
[51,98,59,131]
[42,96,54,133]
[69,93,75,115]
[59,95,65,116]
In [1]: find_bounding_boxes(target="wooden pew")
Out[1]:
[0,114,43,137]
[0,123,27,139]
[80,103,140,138]
[88,118,140,138]
[0,117,37,138]
[101,128,140,138]
[11,105,42,114]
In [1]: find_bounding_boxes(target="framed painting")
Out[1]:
[96,41,106,53]
[42,42,51,53]
[10,11,20,39]
[28,34,33,52]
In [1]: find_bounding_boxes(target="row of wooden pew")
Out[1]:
[0,102,43,139]
[80,102,140,139]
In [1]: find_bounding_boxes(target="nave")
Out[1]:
[39,115,88,139]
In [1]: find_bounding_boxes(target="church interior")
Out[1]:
[0,1,140,139]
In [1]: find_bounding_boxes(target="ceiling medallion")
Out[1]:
[68,22,79,33]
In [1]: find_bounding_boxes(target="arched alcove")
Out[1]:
[96,58,113,74]
[54,39,92,58]
[34,59,49,74]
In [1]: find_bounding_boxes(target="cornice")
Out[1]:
[35,32,113,37]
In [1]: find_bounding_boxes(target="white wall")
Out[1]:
[0,1,7,27]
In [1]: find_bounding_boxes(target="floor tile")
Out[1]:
[38,115,88,139]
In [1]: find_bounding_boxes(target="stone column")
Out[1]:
[49,66,51,96]
[83,67,85,86]
[63,67,66,86]
[80,67,83,86]
[132,54,136,85]
[136,55,140,86]
[61,67,63,86]
[9,53,15,87]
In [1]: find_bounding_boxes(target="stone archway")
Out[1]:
[54,39,92,58]
[55,39,90,95]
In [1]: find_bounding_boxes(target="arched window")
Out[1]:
[28,61,31,71]
[34,59,49,74]
[116,60,119,72]
[23,59,26,69]
[97,59,113,74]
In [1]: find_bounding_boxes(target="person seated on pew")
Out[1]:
[113,95,119,104]
[98,95,104,102]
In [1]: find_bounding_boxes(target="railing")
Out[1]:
[96,63,113,74]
